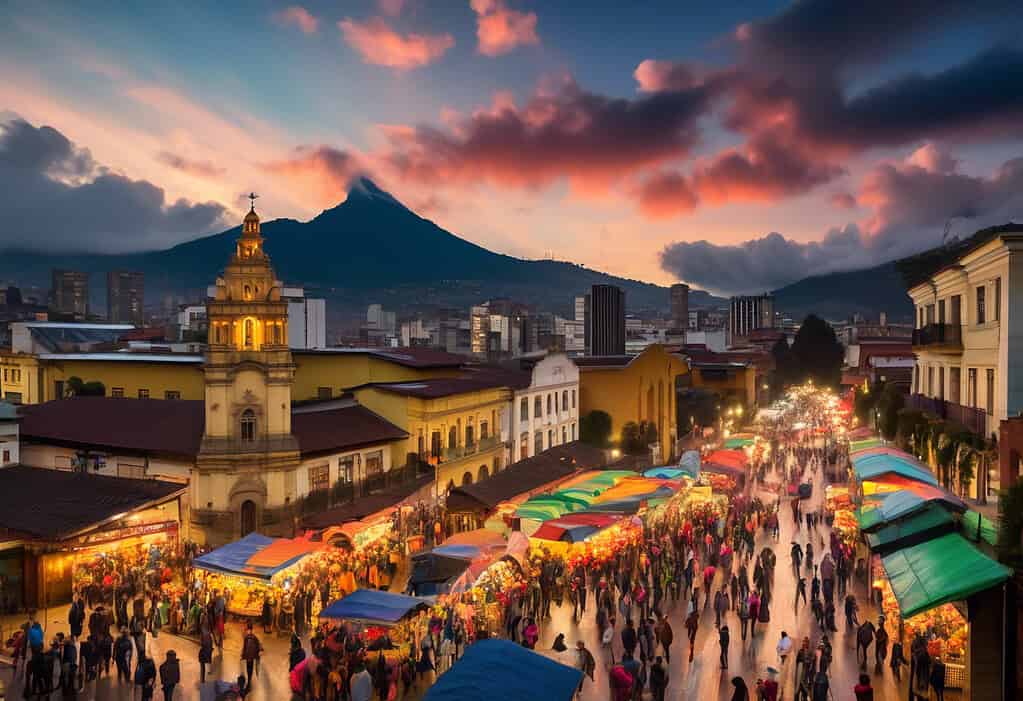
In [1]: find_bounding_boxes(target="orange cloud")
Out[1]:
[263,145,362,207]
[275,6,319,34]
[339,17,454,69]
[635,171,698,219]
[470,0,539,56]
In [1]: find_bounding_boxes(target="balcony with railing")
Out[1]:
[437,435,504,463]
[911,323,962,353]
[907,393,988,436]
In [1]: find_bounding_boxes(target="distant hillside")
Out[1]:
[0,178,726,320]
[772,261,914,322]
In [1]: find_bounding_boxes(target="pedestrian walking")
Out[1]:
[134,651,157,701]
[655,614,673,662]
[159,650,180,700]
[648,656,668,701]
[114,628,133,683]
[890,639,906,680]
[730,676,750,701]
[574,640,595,699]
[776,631,793,663]
[718,625,730,669]
[874,622,889,672]
[811,668,832,701]
[198,625,213,684]
[795,576,807,608]
[621,618,638,659]
[855,619,875,668]
[853,673,873,701]
[685,608,699,662]
[241,623,262,688]
[930,657,946,701]
[738,592,750,641]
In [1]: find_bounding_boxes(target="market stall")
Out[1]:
[320,589,431,669]
[192,534,321,616]
[879,533,1011,695]
[424,638,582,701]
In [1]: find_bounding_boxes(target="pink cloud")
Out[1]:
[156,151,226,178]
[470,0,539,56]
[635,171,698,219]
[378,0,405,17]
[830,191,857,209]
[634,60,700,93]
[339,17,454,69]
[382,76,714,191]
[275,6,319,34]
[263,145,363,207]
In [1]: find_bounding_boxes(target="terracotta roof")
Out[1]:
[291,405,407,456]
[0,465,185,541]
[20,397,407,460]
[19,397,205,459]
[446,442,606,512]
[573,355,634,369]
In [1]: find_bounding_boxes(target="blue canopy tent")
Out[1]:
[851,454,938,486]
[424,638,582,701]
[192,533,314,582]
[319,590,430,626]
[678,450,701,479]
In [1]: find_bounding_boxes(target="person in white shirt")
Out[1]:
[777,631,793,661]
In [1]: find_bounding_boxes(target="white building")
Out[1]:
[0,401,17,466]
[555,316,585,353]
[509,353,580,462]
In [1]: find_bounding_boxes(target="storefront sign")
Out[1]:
[72,520,178,549]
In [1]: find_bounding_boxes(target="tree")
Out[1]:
[621,421,644,454]
[642,420,658,448]
[876,383,904,441]
[784,315,845,388]
[65,376,106,397]
[998,478,1023,568]
[580,410,612,448]
[769,337,794,397]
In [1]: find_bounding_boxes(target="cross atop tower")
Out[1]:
[248,192,259,212]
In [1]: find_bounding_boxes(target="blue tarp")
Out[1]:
[319,589,430,625]
[424,638,582,701]
[192,533,282,581]
[431,544,483,560]
[852,454,938,486]
[678,450,701,478]
[645,467,684,480]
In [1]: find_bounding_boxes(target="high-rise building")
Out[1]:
[729,294,775,345]
[106,271,145,326]
[585,284,626,355]
[470,305,491,357]
[50,269,89,318]
[670,283,689,333]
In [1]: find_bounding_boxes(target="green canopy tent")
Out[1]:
[864,504,955,555]
[855,490,966,533]
[724,437,754,449]
[962,510,998,547]
[850,437,883,453]
[851,454,938,486]
[881,533,1011,619]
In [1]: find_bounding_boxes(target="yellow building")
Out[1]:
[575,344,687,463]
[355,378,510,493]
[689,361,757,411]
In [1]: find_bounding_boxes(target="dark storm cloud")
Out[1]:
[0,118,229,253]
[659,226,873,296]
[383,76,724,191]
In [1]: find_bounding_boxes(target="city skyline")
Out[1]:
[2,2,1022,295]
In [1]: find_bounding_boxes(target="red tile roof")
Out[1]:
[291,405,407,456]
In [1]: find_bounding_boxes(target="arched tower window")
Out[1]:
[244,319,254,349]
[244,285,252,301]
[240,409,256,442]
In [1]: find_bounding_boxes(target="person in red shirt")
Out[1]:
[854,673,874,701]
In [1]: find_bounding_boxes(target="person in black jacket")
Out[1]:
[621,619,638,658]
[68,595,86,639]
[159,650,180,700]
[114,628,134,683]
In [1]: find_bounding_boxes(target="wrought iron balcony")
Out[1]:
[912,323,962,352]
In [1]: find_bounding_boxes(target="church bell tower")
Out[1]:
[195,194,300,544]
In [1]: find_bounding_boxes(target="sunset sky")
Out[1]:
[2,1,1023,294]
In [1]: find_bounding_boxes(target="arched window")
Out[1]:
[477,464,489,482]
[240,409,256,442]
[448,426,457,450]
[244,285,252,300]
[244,319,254,348]
[461,471,473,486]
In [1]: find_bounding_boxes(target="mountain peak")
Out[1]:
[346,176,406,210]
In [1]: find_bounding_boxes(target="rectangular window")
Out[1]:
[571,423,576,441]
[571,390,576,409]
[111,387,124,398]
[308,464,329,493]
[562,426,567,444]
[534,396,542,418]
[480,421,489,440]
[365,450,384,477]
[317,386,332,400]
[949,367,961,404]
[547,394,553,415]
[2,450,9,464]
[986,368,995,415]
[338,456,355,484]
[117,461,145,479]
[938,367,945,401]
[914,365,919,394]
[534,431,543,455]
[562,391,568,412]
[995,277,1002,322]
[976,286,986,325]
[138,388,150,399]
[926,304,935,325]
[927,366,933,396]
[431,431,442,458]
[164,390,181,400]
[938,299,946,324]
[465,424,475,448]
[520,397,528,421]
[548,429,554,447]
[950,295,961,324]
[968,368,978,408]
